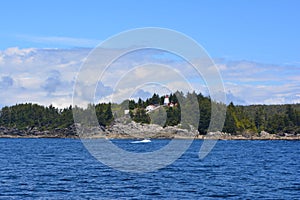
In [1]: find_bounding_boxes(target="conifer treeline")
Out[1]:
[0,92,299,135]
[0,103,113,130]
[120,91,300,135]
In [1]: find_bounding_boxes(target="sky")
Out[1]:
[0,0,299,107]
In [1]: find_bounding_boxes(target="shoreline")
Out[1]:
[1,121,299,140]
[0,134,299,140]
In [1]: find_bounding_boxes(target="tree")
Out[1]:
[286,105,295,126]
[128,100,136,110]
[254,108,265,132]
[222,102,237,134]
[104,103,113,126]
[132,108,150,124]
[198,94,211,134]
[165,107,180,126]
[95,103,114,127]
[149,93,160,105]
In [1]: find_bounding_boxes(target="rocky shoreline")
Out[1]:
[0,120,300,140]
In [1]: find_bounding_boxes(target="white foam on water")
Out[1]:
[131,139,151,144]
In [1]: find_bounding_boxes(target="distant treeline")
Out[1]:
[0,91,299,135]
[0,103,113,131]
[118,91,300,135]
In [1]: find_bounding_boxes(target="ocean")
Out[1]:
[0,138,299,199]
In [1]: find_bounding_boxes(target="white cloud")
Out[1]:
[4,47,35,56]
[16,35,101,48]
[0,47,299,107]
[0,47,89,107]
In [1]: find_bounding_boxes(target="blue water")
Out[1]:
[0,139,299,199]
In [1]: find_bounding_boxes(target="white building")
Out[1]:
[146,105,156,112]
[164,95,170,105]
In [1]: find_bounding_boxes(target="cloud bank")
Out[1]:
[0,47,299,108]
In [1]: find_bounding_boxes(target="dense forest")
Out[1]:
[0,92,299,135]
[0,103,113,131]
[124,92,300,135]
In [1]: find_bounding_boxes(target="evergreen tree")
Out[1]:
[132,108,150,124]
[104,103,113,126]
[254,108,265,132]
[128,100,136,110]
[222,102,237,134]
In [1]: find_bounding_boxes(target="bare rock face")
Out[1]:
[260,131,270,137]
[107,121,163,138]
[1,120,299,140]
[0,125,78,138]
[0,126,27,136]
[105,118,199,139]
[205,131,228,139]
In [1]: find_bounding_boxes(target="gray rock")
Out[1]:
[105,118,198,139]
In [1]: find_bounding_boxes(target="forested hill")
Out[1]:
[0,92,299,136]
[124,92,300,135]
[0,103,113,131]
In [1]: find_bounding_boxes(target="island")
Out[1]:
[0,92,299,140]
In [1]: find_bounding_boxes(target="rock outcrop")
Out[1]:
[1,119,300,140]
[105,118,198,139]
[0,125,78,138]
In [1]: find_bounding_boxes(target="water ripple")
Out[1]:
[0,139,299,199]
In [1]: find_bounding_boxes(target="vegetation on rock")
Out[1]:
[0,92,299,136]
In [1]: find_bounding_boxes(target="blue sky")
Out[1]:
[0,0,300,107]
[1,0,300,64]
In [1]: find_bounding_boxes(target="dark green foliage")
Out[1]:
[127,92,300,135]
[0,94,299,135]
[128,100,136,110]
[169,93,179,104]
[198,93,211,134]
[179,91,200,129]
[165,107,180,126]
[58,105,74,128]
[0,103,114,130]
[241,104,300,134]
[148,93,160,105]
[95,103,114,127]
[131,108,150,124]
[254,108,265,131]
[137,98,144,108]
[222,102,237,134]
